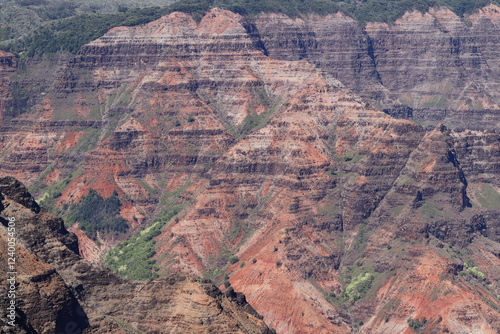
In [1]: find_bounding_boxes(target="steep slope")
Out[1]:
[0,51,16,122]
[0,176,272,333]
[252,5,500,130]
[0,6,498,334]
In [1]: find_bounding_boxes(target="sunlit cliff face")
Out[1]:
[0,5,499,334]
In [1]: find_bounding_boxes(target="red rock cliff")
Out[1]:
[0,7,498,334]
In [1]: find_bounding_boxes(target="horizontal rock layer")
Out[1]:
[252,5,500,130]
[0,6,498,334]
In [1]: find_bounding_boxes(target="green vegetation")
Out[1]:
[352,223,371,253]
[407,317,427,330]
[0,0,177,43]
[73,128,102,154]
[9,7,171,56]
[418,201,450,220]
[318,202,340,215]
[237,111,266,137]
[471,183,500,208]
[338,153,364,163]
[325,260,393,307]
[345,272,374,301]
[105,220,164,280]
[202,202,259,283]
[391,205,405,216]
[202,221,252,282]
[36,169,83,214]
[66,189,129,240]
[204,248,235,282]
[102,183,188,280]
[5,0,497,57]
[420,94,448,108]
[168,0,499,23]
[461,262,486,281]
[233,94,282,140]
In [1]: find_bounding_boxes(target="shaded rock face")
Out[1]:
[0,176,272,333]
[252,6,500,130]
[0,7,498,334]
[0,51,16,123]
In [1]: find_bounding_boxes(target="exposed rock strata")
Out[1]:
[0,7,498,334]
[0,176,272,333]
[252,6,500,130]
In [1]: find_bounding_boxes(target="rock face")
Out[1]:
[0,51,16,123]
[252,5,500,130]
[0,6,498,334]
[0,176,272,333]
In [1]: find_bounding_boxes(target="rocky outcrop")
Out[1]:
[0,176,272,333]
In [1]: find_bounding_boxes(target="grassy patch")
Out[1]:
[318,203,340,215]
[352,223,371,253]
[137,178,157,197]
[418,202,449,220]
[395,175,413,186]
[234,95,282,140]
[37,169,83,213]
[461,262,486,281]
[72,127,102,154]
[337,153,364,163]
[472,183,500,208]
[391,205,405,216]
[420,94,448,108]
[29,161,57,195]
[104,206,180,280]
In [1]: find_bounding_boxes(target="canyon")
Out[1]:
[0,176,272,333]
[0,4,499,334]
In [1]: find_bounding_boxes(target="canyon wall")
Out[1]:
[253,5,500,130]
[0,51,15,122]
[0,176,272,333]
[0,6,498,334]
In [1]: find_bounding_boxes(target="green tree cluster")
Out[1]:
[407,317,427,330]
[66,189,128,240]
[462,262,486,280]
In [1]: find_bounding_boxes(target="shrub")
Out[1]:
[8,0,498,57]
[463,263,486,280]
[407,317,427,330]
